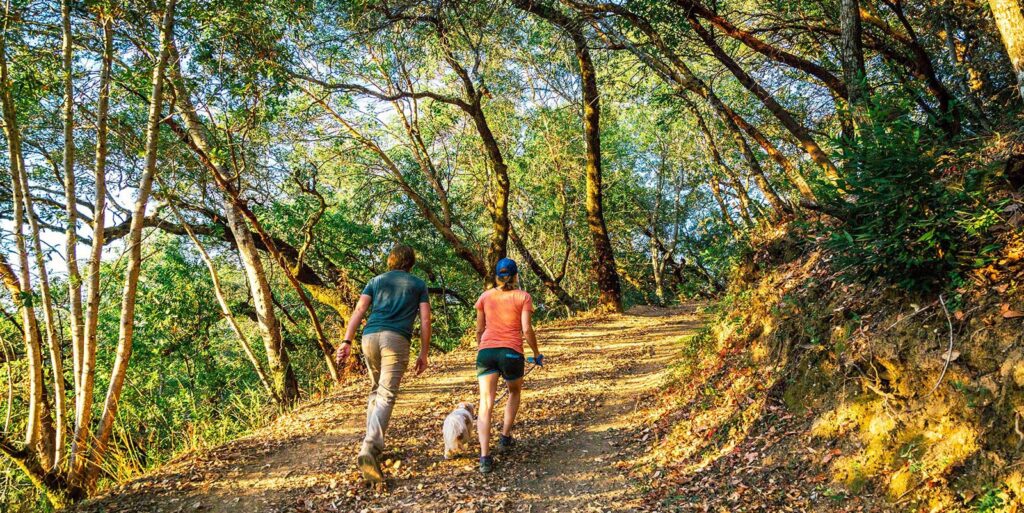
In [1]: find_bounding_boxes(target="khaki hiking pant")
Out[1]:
[359,330,411,458]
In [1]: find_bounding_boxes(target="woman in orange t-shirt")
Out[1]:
[474,258,542,474]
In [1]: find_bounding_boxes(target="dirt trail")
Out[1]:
[77,305,704,513]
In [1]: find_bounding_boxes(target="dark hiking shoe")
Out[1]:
[479,455,494,474]
[496,435,515,454]
[358,452,384,485]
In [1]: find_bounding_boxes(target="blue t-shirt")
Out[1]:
[361,271,429,339]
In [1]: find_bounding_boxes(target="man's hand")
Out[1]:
[414,352,429,376]
[527,354,544,367]
[335,341,352,368]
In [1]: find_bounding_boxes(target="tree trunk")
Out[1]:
[665,0,849,98]
[727,177,757,227]
[577,38,623,312]
[297,86,489,279]
[62,0,85,400]
[941,11,990,127]
[433,19,511,289]
[689,102,757,226]
[841,0,868,107]
[468,104,512,289]
[512,0,622,311]
[707,178,740,233]
[0,435,69,508]
[0,16,48,470]
[588,6,812,206]
[687,16,839,182]
[167,46,339,383]
[651,250,666,304]
[990,0,1024,98]
[169,200,284,405]
[684,81,792,214]
[82,0,176,489]
[391,97,489,276]
[881,0,960,135]
[225,201,299,404]
[16,125,66,471]
[70,12,111,483]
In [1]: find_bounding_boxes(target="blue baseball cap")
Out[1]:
[495,258,518,278]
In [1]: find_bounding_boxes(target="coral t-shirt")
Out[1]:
[475,288,534,352]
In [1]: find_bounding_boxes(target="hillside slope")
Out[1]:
[642,224,1024,512]
[75,306,704,513]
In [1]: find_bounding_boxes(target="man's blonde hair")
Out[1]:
[387,244,416,271]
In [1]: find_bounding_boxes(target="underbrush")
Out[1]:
[820,103,1008,293]
[643,127,1024,511]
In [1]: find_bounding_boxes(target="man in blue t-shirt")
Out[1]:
[336,244,431,485]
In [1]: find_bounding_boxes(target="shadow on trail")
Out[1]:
[76,307,707,513]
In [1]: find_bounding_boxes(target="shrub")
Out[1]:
[822,105,975,292]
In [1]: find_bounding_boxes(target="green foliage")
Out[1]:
[0,0,1019,509]
[821,104,998,292]
[91,237,283,477]
[973,485,1007,513]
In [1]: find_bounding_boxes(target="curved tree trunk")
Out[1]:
[584,4,813,206]
[509,224,580,311]
[512,0,622,311]
[687,16,839,182]
[82,0,176,489]
[683,92,789,216]
[473,108,513,290]
[188,231,284,406]
[16,124,66,471]
[0,435,69,508]
[666,0,849,98]
[689,101,757,227]
[225,201,299,404]
[0,16,48,470]
[880,0,960,134]
[167,44,340,384]
[707,178,740,233]
[432,18,510,289]
[297,85,489,279]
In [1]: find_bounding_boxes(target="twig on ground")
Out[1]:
[895,477,927,503]
[926,294,955,397]
[885,300,938,331]
[1015,412,1024,451]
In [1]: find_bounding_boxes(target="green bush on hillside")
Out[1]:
[822,104,995,293]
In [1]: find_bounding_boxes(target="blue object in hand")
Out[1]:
[527,354,544,367]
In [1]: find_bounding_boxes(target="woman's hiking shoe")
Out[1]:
[358,452,384,485]
[496,435,515,454]
[479,455,494,474]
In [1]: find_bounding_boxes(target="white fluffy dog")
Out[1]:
[442,402,476,460]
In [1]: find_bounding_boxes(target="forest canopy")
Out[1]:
[0,0,1021,509]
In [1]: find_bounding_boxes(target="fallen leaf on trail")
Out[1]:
[1001,303,1024,319]
[821,449,841,464]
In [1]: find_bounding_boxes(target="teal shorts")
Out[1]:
[476,348,525,381]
